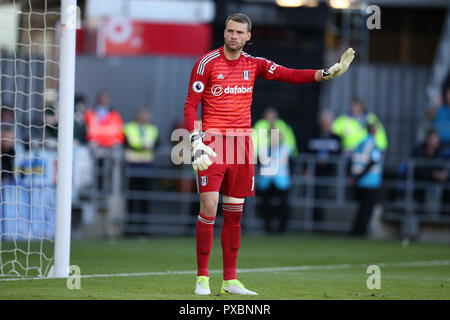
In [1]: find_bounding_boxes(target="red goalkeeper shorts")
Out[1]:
[195,133,255,198]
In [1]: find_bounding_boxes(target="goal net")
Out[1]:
[0,0,74,278]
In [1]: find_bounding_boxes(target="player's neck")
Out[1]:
[223,45,241,61]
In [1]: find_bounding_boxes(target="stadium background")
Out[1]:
[0,0,449,300]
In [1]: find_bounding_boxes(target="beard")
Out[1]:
[225,40,245,52]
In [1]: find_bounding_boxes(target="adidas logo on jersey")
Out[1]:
[217,73,224,80]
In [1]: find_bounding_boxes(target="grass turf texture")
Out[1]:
[0,235,449,299]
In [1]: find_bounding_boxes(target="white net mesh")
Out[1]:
[0,0,61,277]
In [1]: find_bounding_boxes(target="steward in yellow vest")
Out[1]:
[123,109,159,164]
[332,98,388,153]
[252,107,298,160]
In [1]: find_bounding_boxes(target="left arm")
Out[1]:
[255,56,318,84]
[256,48,355,83]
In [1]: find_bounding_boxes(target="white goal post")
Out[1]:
[54,0,77,278]
[0,0,76,278]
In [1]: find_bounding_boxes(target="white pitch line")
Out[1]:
[0,259,449,282]
[385,276,450,282]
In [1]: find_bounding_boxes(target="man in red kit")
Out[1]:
[184,13,355,295]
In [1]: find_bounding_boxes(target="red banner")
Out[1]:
[97,18,212,57]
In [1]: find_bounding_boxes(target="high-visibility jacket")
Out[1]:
[252,119,298,159]
[332,112,388,152]
[351,135,384,188]
[123,121,159,163]
[85,109,124,147]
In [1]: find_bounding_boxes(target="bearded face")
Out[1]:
[224,20,251,52]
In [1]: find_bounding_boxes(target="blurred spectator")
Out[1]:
[84,91,124,148]
[350,122,384,237]
[0,127,16,185]
[72,94,91,201]
[253,107,298,158]
[123,108,158,165]
[410,129,448,205]
[0,106,14,131]
[332,98,388,156]
[0,127,17,239]
[411,129,447,182]
[253,108,297,234]
[306,110,342,228]
[84,91,124,194]
[44,89,58,141]
[426,83,450,155]
[123,107,159,228]
[74,94,88,145]
[43,91,88,145]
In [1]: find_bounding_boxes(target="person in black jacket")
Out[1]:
[1,127,16,185]
[410,129,448,208]
[306,110,342,229]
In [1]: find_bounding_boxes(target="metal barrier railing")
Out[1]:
[288,154,354,232]
[72,145,124,237]
[380,158,450,238]
[72,146,450,236]
[289,155,450,235]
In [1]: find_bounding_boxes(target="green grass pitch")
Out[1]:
[0,235,449,299]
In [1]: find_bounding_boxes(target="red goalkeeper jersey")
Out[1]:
[184,46,317,134]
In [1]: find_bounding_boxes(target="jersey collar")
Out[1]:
[220,46,242,66]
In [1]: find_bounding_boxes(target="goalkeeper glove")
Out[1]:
[190,132,217,172]
[322,48,355,80]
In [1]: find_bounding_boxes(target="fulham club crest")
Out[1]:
[200,176,208,187]
[242,70,250,81]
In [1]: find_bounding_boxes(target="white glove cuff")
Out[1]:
[189,132,202,144]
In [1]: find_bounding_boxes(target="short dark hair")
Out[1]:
[75,94,86,105]
[225,13,252,32]
[351,97,366,111]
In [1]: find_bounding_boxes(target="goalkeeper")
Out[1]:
[184,12,355,295]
